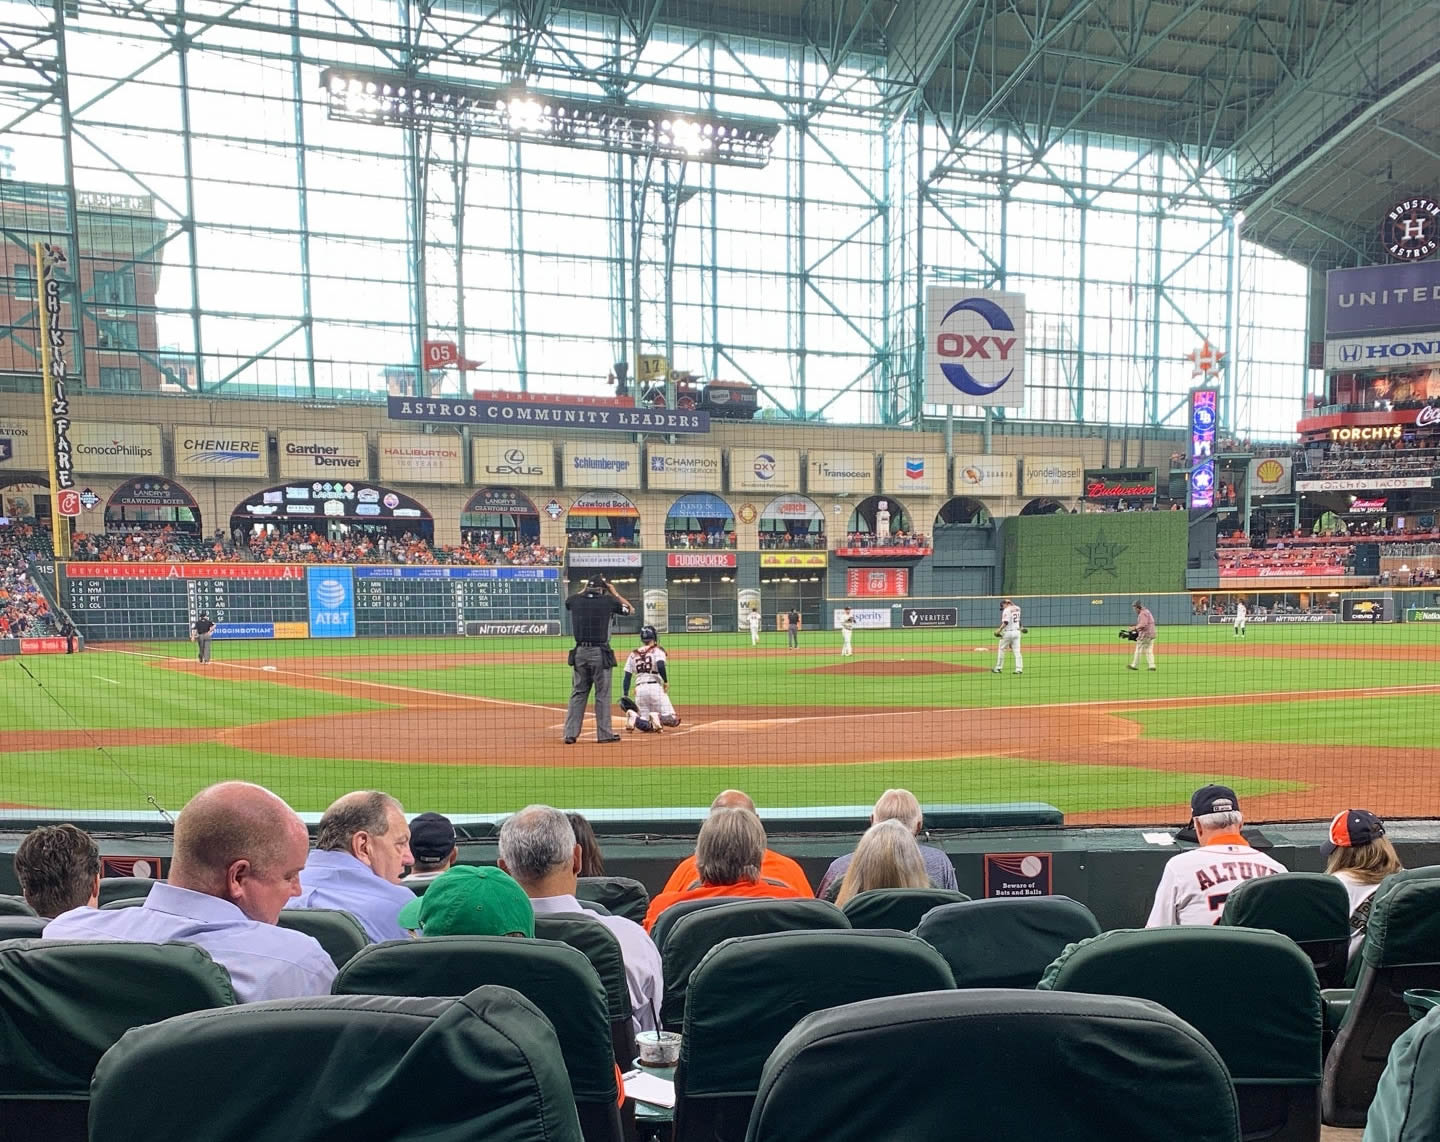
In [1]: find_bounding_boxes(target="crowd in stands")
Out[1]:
[838,531,931,549]
[1218,542,1356,577]
[1304,443,1440,479]
[564,530,636,548]
[0,532,54,637]
[664,529,736,549]
[758,530,825,549]
[71,526,220,563]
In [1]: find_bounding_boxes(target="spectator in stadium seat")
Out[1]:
[14,824,100,919]
[644,808,810,932]
[286,791,416,943]
[1324,808,1404,962]
[44,782,336,1001]
[396,864,534,938]
[660,790,813,897]
[499,805,663,1033]
[568,811,607,876]
[816,789,958,900]
[1145,785,1288,927]
[401,812,457,885]
[833,820,933,908]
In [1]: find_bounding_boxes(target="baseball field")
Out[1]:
[2,620,1436,824]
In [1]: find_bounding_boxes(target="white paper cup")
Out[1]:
[636,1030,682,1066]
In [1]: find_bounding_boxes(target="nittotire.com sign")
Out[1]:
[464,621,561,636]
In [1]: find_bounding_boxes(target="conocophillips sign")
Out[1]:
[70,423,164,475]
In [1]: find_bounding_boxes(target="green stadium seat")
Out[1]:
[1364,1002,1440,1141]
[1344,866,1440,987]
[648,896,739,952]
[1220,873,1350,988]
[99,898,145,909]
[914,896,1101,988]
[333,936,621,1142]
[88,986,583,1142]
[658,898,849,1031]
[534,912,637,1068]
[96,878,158,906]
[0,938,235,1141]
[0,895,37,917]
[1040,926,1322,1142]
[744,989,1242,1142]
[1323,874,1440,1127]
[275,907,369,969]
[840,887,971,931]
[576,876,649,925]
[0,916,46,940]
[676,929,954,1142]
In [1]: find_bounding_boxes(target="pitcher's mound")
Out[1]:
[797,659,987,676]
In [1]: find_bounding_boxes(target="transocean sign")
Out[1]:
[388,396,710,434]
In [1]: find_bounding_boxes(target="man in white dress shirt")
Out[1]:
[498,804,663,1033]
[44,781,336,1002]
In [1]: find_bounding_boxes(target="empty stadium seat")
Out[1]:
[0,895,36,917]
[534,912,637,1068]
[658,898,849,1030]
[744,989,1242,1142]
[914,896,1101,988]
[1041,927,1322,1142]
[676,929,954,1141]
[88,986,583,1142]
[840,887,971,931]
[576,876,649,925]
[275,907,369,969]
[0,938,235,1140]
[1361,1001,1440,1142]
[0,915,46,940]
[1221,873,1350,988]
[1323,874,1440,1127]
[96,877,158,906]
[333,936,621,1142]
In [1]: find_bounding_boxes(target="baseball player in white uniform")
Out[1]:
[621,626,680,732]
[1233,599,1247,638]
[993,598,1023,674]
[1145,785,1287,926]
[840,606,856,656]
[748,606,761,646]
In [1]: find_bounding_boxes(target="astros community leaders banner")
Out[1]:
[730,448,799,493]
[173,426,267,479]
[952,454,1018,497]
[646,444,722,491]
[472,438,554,487]
[881,453,946,496]
[925,287,1027,408]
[378,433,462,485]
[388,394,709,434]
[278,430,368,478]
[807,450,875,495]
[563,443,640,489]
[0,418,46,472]
[70,423,164,476]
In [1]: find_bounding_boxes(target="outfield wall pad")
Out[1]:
[1002,511,1188,596]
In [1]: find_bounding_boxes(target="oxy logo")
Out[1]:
[752,454,776,481]
[935,297,1019,396]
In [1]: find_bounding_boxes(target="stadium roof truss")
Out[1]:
[0,0,1433,428]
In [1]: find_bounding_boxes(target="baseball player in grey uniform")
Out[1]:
[621,626,681,732]
[993,598,1023,674]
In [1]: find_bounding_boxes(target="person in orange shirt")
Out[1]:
[659,790,812,898]
[644,807,810,932]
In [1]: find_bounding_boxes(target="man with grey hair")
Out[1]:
[1145,785,1287,926]
[644,807,809,931]
[285,790,415,943]
[816,789,959,900]
[498,805,663,1032]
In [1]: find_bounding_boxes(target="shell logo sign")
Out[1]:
[1256,459,1284,483]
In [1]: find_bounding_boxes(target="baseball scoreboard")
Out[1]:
[59,563,562,641]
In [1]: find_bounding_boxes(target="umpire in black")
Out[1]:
[563,574,632,744]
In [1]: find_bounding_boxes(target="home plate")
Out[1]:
[972,647,987,652]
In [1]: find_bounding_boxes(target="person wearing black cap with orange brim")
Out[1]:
[1144,784,1289,927]
[1324,808,1403,962]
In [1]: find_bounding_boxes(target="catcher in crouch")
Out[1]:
[620,626,682,733]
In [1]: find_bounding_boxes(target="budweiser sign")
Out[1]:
[1083,468,1157,500]
[1085,480,1156,498]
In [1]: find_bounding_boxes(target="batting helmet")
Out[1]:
[641,625,658,643]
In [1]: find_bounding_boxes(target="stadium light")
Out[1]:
[320,67,781,169]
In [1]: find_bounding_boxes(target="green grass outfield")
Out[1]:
[0,622,1432,814]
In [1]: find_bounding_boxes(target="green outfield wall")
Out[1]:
[1002,512,1188,596]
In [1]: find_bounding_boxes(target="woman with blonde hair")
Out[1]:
[1324,808,1404,960]
[835,819,931,908]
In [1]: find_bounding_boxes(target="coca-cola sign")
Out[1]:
[1417,405,1440,430]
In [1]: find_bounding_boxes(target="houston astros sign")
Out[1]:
[925,287,1027,408]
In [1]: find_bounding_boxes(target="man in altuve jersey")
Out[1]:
[1145,784,1288,926]
[621,626,681,733]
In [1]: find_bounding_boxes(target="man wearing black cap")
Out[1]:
[403,812,458,885]
[1144,784,1288,926]
[563,574,633,744]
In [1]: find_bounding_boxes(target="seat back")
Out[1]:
[0,939,236,1141]
[660,898,849,1030]
[745,989,1242,1142]
[840,887,971,931]
[0,895,37,917]
[534,913,637,1067]
[0,916,46,940]
[649,896,739,951]
[100,898,146,910]
[577,876,649,924]
[96,878,158,906]
[89,986,583,1142]
[914,896,1101,988]
[1362,1002,1440,1142]
[677,930,954,1142]
[1323,876,1440,1127]
[275,908,370,969]
[1041,926,1322,1142]
[1221,872,1351,988]
[333,936,621,1142]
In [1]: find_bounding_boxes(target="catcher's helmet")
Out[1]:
[641,625,658,643]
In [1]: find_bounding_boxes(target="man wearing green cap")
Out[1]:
[396,864,535,937]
